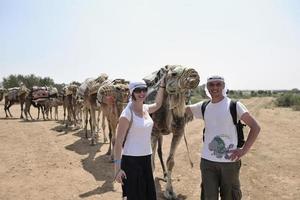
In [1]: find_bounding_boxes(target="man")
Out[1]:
[186,75,260,200]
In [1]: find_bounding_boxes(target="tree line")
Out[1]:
[1,74,80,93]
[1,74,299,110]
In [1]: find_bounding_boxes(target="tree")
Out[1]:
[2,74,55,89]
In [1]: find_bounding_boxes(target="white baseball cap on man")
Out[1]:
[205,75,227,98]
[207,75,225,83]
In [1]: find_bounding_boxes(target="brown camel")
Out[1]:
[97,78,130,160]
[79,74,109,144]
[46,96,64,120]
[4,86,29,118]
[24,86,60,121]
[144,65,200,199]
[63,84,79,128]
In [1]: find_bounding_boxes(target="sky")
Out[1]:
[0,0,299,90]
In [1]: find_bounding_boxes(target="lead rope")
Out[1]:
[183,125,194,168]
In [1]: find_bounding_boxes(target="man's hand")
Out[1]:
[228,148,247,161]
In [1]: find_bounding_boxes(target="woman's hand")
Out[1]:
[114,169,127,185]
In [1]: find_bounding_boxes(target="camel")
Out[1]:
[63,84,79,128]
[24,87,59,121]
[80,74,109,145]
[46,96,64,120]
[4,85,29,118]
[144,65,200,199]
[97,78,130,160]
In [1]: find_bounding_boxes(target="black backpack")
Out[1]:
[201,100,246,148]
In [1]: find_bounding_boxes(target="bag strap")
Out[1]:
[201,100,211,119]
[122,105,133,147]
[229,100,238,125]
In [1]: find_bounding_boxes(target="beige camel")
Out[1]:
[4,85,29,118]
[81,74,109,145]
[46,97,64,120]
[97,78,130,160]
[62,84,79,128]
[144,65,200,199]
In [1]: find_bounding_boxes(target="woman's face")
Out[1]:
[132,87,148,101]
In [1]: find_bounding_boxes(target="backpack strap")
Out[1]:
[230,99,246,148]
[201,100,211,119]
[122,105,133,147]
[229,100,238,125]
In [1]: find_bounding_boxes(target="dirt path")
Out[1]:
[0,97,299,199]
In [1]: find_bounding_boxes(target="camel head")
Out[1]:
[164,65,200,95]
[97,79,129,106]
[66,84,79,96]
[0,88,6,102]
[112,79,130,104]
[18,85,30,96]
[144,65,200,116]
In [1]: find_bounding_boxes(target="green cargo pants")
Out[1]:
[200,158,242,200]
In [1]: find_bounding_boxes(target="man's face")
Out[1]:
[207,81,225,98]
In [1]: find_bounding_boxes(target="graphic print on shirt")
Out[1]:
[208,135,234,159]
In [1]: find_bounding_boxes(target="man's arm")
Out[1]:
[229,112,261,161]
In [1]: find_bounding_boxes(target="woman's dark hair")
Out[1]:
[131,94,136,101]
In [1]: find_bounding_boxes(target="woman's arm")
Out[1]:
[148,75,166,114]
[113,116,129,184]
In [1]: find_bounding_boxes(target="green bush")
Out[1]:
[275,93,300,111]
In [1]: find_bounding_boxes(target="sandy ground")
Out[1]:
[0,97,299,200]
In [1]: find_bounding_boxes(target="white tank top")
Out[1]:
[120,103,154,156]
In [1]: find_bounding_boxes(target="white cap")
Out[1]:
[207,75,225,83]
[129,80,147,95]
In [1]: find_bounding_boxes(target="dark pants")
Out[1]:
[200,158,242,200]
[121,154,156,200]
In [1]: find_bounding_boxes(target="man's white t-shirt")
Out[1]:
[189,97,248,162]
[120,102,154,156]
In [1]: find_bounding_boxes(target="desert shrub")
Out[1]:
[275,93,300,110]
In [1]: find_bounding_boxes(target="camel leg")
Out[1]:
[96,109,100,133]
[164,132,184,200]
[157,135,168,180]
[5,101,13,118]
[20,102,24,119]
[151,134,159,171]
[7,103,13,117]
[63,105,66,123]
[4,101,9,117]
[27,109,33,120]
[55,106,58,120]
[106,123,112,156]
[41,106,46,120]
[110,121,118,161]
[84,109,89,138]
[24,100,33,120]
[49,107,52,120]
[101,112,108,143]
[90,108,97,145]
[66,105,71,129]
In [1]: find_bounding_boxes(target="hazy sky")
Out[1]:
[1,0,299,90]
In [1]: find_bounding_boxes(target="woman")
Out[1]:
[114,77,165,200]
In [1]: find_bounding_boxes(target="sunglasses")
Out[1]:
[207,82,222,87]
[133,87,148,93]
